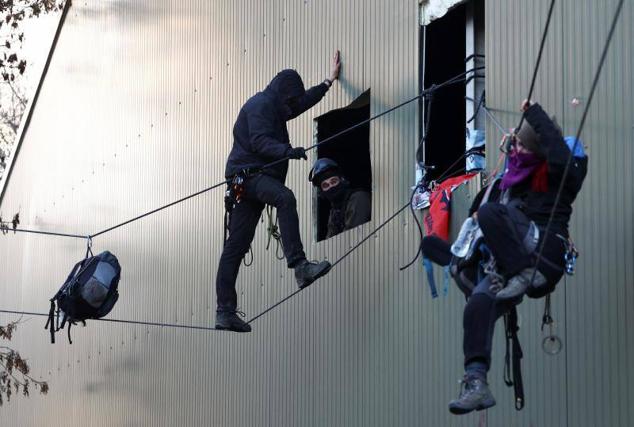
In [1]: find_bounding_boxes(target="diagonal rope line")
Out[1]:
[89,67,484,239]
[528,0,625,289]
[516,0,557,132]
[90,179,230,238]
[465,96,508,136]
[246,202,410,325]
[1,203,411,331]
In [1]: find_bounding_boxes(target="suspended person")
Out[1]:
[448,100,587,414]
[215,51,342,333]
[309,158,371,239]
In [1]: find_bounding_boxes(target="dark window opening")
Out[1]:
[314,89,372,242]
[422,4,467,181]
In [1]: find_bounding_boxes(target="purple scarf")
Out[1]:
[500,151,543,190]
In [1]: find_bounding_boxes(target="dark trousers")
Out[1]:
[463,276,515,368]
[462,202,566,368]
[216,174,306,311]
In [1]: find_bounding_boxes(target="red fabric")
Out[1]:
[424,173,477,241]
[530,161,549,192]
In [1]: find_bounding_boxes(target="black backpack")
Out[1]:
[46,250,121,343]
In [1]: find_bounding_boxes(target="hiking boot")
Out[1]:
[448,375,496,415]
[215,310,251,333]
[294,259,331,289]
[496,267,547,301]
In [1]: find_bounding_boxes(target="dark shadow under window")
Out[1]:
[314,89,372,241]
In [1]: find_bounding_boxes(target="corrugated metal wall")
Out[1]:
[0,0,631,426]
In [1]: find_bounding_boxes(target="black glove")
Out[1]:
[287,146,307,160]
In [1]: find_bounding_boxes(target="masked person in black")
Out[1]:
[447,100,587,414]
[216,51,341,333]
[309,158,371,239]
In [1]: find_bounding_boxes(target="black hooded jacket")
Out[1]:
[225,70,329,181]
[510,103,587,235]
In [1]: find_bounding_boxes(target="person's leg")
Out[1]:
[477,203,533,278]
[463,276,517,371]
[247,174,331,288]
[248,175,306,267]
[215,197,263,332]
[450,276,518,414]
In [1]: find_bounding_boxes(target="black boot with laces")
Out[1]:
[294,259,332,289]
[215,310,251,333]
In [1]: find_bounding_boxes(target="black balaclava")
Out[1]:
[319,171,351,208]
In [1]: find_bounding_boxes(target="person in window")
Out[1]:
[309,158,371,238]
[447,99,587,414]
[215,51,341,333]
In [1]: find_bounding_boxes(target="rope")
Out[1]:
[264,206,284,260]
[0,68,486,333]
[90,179,230,238]
[400,92,435,270]
[528,0,624,289]
[1,202,411,331]
[465,96,508,136]
[516,0,557,132]
[1,227,87,240]
[82,67,483,239]
[246,202,410,325]
[1,68,484,242]
[0,309,221,332]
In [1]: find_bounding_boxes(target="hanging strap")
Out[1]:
[67,322,73,345]
[423,257,438,298]
[44,300,57,344]
[265,206,284,260]
[504,307,525,410]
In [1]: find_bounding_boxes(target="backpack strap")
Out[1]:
[44,300,57,344]
[67,322,73,345]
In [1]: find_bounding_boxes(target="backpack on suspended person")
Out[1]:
[46,248,121,344]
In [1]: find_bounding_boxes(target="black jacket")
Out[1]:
[510,103,587,235]
[225,69,329,181]
[469,104,587,235]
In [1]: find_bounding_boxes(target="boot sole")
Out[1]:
[449,400,496,415]
[495,289,526,301]
[297,264,332,289]
[215,325,251,333]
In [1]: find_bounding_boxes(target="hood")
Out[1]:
[265,69,306,120]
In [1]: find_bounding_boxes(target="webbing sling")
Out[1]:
[504,307,525,410]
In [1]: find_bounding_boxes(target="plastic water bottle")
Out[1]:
[451,217,480,258]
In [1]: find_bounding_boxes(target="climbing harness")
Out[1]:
[223,170,255,266]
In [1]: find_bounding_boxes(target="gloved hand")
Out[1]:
[287,146,307,160]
